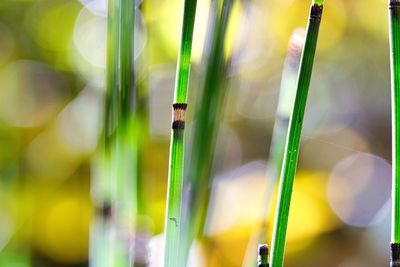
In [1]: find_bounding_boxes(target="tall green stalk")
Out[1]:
[120,0,135,124]
[89,0,121,266]
[105,0,120,155]
[116,1,140,266]
[269,2,323,266]
[243,29,304,267]
[180,0,233,264]
[389,0,400,265]
[163,0,198,265]
[117,0,138,225]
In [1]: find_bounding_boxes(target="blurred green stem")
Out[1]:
[163,0,197,265]
[120,0,135,125]
[242,29,304,267]
[117,0,139,221]
[270,3,323,267]
[105,0,120,154]
[180,0,233,265]
[91,0,121,266]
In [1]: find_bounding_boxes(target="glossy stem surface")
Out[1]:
[390,1,400,266]
[270,4,323,267]
[390,0,400,245]
[174,0,197,104]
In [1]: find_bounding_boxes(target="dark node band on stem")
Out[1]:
[97,202,112,219]
[173,103,188,110]
[258,244,269,267]
[258,244,268,256]
[172,103,187,130]
[172,120,185,130]
[390,0,400,9]
[310,4,323,21]
[392,243,400,267]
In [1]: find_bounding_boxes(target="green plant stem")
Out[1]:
[242,29,304,267]
[105,0,120,155]
[117,1,140,263]
[174,0,198,103]
[180,0,233,264]
[120,0,135,124]
[118,0,138,217]
[90,0,121,266]
[163,0,198,265]
[391,0,400,245]
[390,0,400,266]
[270,3,323,267]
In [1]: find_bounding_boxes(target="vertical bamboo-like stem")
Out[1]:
[242,29,305,267]
[269,2,323,266]
[389,0,400,266]
[118,0,138,225]
[117,0,138,265]
[120,0,135,124]
[163,0,198,266]
[105,0,120,154]
[180,0,233,264]
[89,0,121,266]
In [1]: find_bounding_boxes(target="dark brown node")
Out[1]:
[391,243,400,267]
[98,203,112,219]
[390,0,400,9]
[310,4,323,21]
[172,120,185,130]
[173,103,188,110]
[258,244,269,256]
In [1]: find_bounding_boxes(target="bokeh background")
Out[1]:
[0,0,393,266]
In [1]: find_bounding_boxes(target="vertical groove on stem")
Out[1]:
[269,3,323,267]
